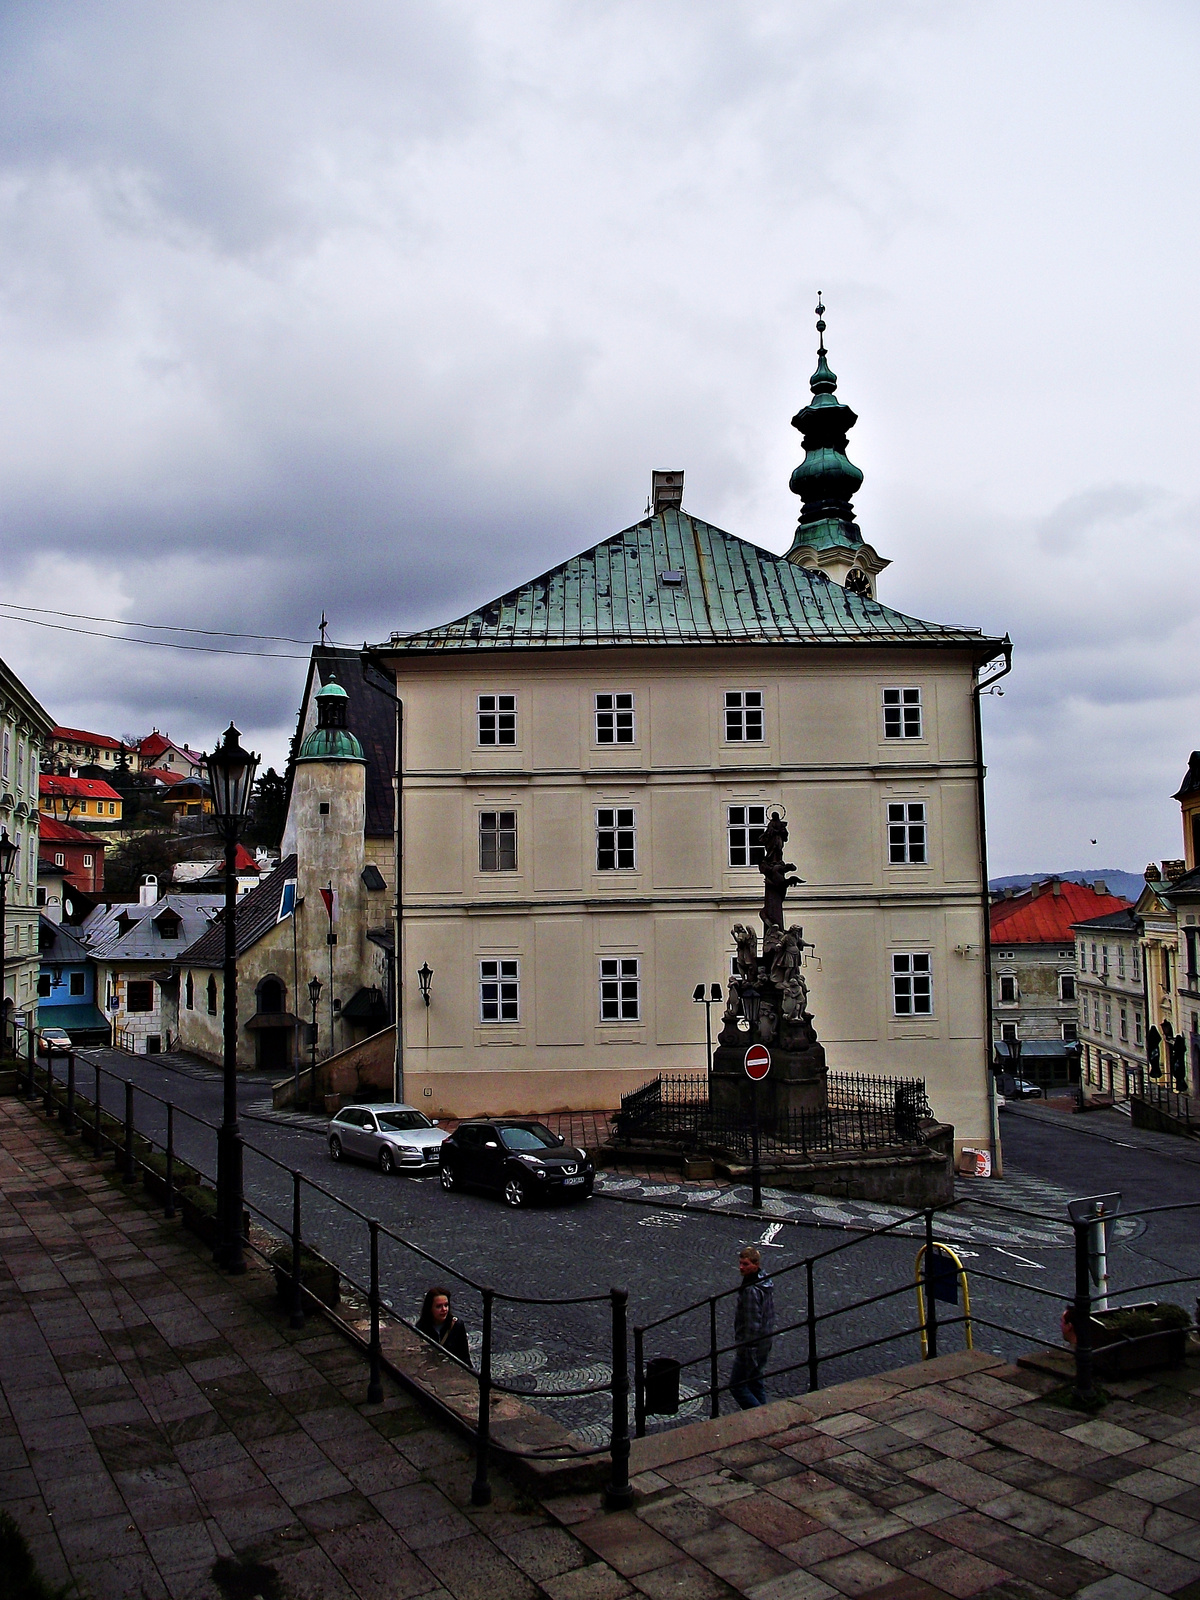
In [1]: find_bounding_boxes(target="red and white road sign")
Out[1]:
[744,1044,771,1081]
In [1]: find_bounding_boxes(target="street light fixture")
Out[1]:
[417,962,433,1007]
[692,982,723,1097]
[308,976,322,1084]
[0,831,16,1052]
[206,722,259,1275]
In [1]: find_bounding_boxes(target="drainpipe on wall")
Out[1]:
[361,655,403,1104]
[973,637,1013,1178]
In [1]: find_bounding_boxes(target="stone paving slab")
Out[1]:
[8,1093,1200,1599]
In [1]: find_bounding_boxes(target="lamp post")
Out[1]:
[692,982,723,1099]
[308,976,322,1084]
[0,831,16,1053]
[206,722,259,1274]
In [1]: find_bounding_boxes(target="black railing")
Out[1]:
[1137,1079,1196,1132]
[612,1070,933,1156]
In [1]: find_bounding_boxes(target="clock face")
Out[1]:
[845,568,870,596]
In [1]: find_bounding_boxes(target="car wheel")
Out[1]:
[379,1146,395,1175]
[329,1135,343,1162]
[503,1175,527,1209]
[440,1164,456,1191]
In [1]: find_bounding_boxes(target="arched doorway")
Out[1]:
[253,976,291,1073]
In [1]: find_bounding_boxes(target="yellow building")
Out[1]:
[364,331,1010,1159]
[1135,750,1200,1091]
[38,775,123,829]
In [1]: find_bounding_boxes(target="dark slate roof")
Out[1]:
[178,855,298,966]
[1070,908,1141,933]
[1174,751,1200,801]
[375,510,1005,657]
[289,648,393,837]
[38,916,91,964]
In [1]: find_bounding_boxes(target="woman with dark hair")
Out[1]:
[417,1286,471,1365]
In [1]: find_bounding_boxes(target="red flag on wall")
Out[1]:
[319,887,339,926]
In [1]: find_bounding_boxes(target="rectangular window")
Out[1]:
[1119,1007,1128,1042]
[887,802,927,864]
[38,974,51,998]
[1000,1022,1018,1043]
[596,808,636,870]
[724,691,764,742]
[83,854,93,868]
[1091,943,1098,974]
[479,811,517,872]
[1062,1022,1078,1042]
[1117,945,1126,980]
[1078,941,1086,972]
[2,732,7,778]
[477,694,516,746]
[1093,997,1101,1030]
[892,952,932,1016]
[479,959,520,1023]
[1135,1011,1143,1045]
[1102,944,1109,975]
[882,687,923,739]
[69,972,85,996]
[127,981,155,1013]
[54,852,65,867]
[1059,973,1076,1002]
[600,957,640,1021]
[999,974,1018,1003]
[727,804,767,868]
[1103,1001,1112,1036]
[595,692,635,744]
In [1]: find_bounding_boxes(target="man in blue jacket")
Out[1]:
[730,1245,775,1409]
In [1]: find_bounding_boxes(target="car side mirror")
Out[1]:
[431,1119,439,1126]
[554,1133,565,1144]
[484,1140,498,1149]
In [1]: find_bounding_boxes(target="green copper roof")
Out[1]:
[786,296,865,559]
[377,509,1001,656]
[296,726,365,763]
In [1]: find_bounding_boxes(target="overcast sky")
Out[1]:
[1,1,1196,874]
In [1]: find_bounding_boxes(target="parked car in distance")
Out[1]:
[37,1027,73,1055]
[995,1074,1044,1100]
[439,1119,594,1207]
[327,1103,449,1174]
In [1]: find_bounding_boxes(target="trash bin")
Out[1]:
[644,1356,681,1415]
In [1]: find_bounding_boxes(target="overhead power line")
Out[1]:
[0,602,363,659]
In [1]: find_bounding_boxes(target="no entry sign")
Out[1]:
[744,1044,771,1081]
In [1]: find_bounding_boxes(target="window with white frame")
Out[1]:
[1059,973,1076,1002]
[599,957,640,1021]
[1092,997,1101,1030]
[1091,942,1098,974]
[479,959,520,1023]
[887,802,927,864]
[1103,1000,1112,1036]
[724,691,764,742]
[1102,944,1109,975]
[2,731,7,778]
[596,808,636,870]
[479,811,517,872]
[54,851,65,867]
[1135,1010,1143,1045]
[1117,944,1126,979]
[13,833,19,883]
[595,692,635,744]
[882,687,922,739]
[1078,941,1086,972]
[83,854,93,869]
[477,694,516,746]
[727,805,767,868]
[1119,1007,1128,1042]
[892,952,932,1015]
[1000,1022,1018,1042]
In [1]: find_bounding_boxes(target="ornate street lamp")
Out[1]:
[308,976,322,1082]
[692,982,723,1097]
[206,722,259,1274]
[417,962,433,1007]
[0,831,16,1053]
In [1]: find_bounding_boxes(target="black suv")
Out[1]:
[439,1120,594,1208]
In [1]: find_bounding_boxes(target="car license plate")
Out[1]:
[563,1175,585,1186]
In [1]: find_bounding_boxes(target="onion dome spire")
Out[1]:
[784,295,888,596]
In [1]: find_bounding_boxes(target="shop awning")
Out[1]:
[36,1004,111,1033]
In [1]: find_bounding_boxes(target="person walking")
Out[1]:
[417,1286,471,1365]
[729,1245,774,1409]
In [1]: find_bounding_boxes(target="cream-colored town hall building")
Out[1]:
[354,329,1009,1158]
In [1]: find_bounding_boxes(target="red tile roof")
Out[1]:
[990,879,1131,944]
[52,725,122,750]
[39,775,122,801]
[38,816,105,847]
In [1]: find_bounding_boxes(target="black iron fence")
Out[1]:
[613,1070,933,1156]
[1137,1079,1196,1132]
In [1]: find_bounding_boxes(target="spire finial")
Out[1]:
[319,611,328,646]
[815,291,826,357]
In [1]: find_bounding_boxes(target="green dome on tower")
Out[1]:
[296,678,365,763]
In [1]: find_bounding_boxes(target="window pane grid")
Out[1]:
[596,808,636,870]
[724,690,764,742]
[479,958,520,1023]
[477,694,516,746]
[600,957,640,1020]
[892,952,932,1016]
[479,810,517,872]
[883,687,923,739]
[727,804,767,867]
[595,692,635,744]
[886,801,927,864]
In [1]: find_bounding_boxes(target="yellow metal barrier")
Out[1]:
[915,1241,973,1358]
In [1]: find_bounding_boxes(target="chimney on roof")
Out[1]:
[1145,862,1161,881]
[651,471,684,515]
[1031,881,1042,899]
[1052,881,1061,896]
[1004,886,1014,899]
[1092,880,1108,895]
[1162,859,1186,882]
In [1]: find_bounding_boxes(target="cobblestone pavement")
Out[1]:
[6,1094,1200,1599]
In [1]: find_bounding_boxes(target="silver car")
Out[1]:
[327,1103,449,1174]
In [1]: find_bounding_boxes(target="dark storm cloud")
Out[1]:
[0,1,1196,868]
